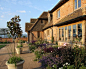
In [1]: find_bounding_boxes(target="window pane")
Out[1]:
[78,0,81,8]
[78,23,82,38]
[73,29,76,33]
[75,0,77,9]
[57,10,60,18]
[78,23,82,29]
[59,28,61,40]
[65,27,67,41]
[62,27,64,37]
[59,10,60,18]
[73,25,76,37]
[68,26,71,30]
[65,27,67,30]
[68,26,71,39]
[73,25,76,29]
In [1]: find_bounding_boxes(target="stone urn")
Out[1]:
[6,60,24,69]
[16,47,23,54]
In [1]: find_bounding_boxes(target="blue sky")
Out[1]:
[0,0,60,34]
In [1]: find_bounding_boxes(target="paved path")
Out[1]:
[0,43,41,69]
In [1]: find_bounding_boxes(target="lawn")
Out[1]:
[0,45,6,49]
[0,42,11,44]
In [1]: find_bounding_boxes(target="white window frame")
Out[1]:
[74,0,81,10]
[57,10,60,18]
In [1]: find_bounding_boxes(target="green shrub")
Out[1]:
[22,40,25,43]
[29,45,36,52]
[73,45,85,69]
[17,44,23,48]
[8,56,23,65]
[29,43,32,45]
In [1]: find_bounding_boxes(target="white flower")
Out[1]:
[59,67,63,69]
[63,64,65,66]
[66,62,68,65]
[53,65,54,67]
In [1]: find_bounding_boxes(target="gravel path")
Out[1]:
[0,43,41,69]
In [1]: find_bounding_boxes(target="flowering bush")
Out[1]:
[39,54,63,68]
[43,47,54,53]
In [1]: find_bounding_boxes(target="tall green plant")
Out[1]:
[7,15,22,56]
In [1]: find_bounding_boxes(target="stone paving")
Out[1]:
[0,43,41,69]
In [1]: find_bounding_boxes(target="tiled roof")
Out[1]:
[30,12,48,31]
[30,19,37,23]
[55,8,83,25]
[39,12,48,19]
[43,20,53,30]
[25,23,34,32]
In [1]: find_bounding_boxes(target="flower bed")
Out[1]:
[36,44,86,69]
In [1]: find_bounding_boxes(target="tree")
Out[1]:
[1,29,8,38]
[7,15,22,55]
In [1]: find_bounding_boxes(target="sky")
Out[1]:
[0,0,60,34]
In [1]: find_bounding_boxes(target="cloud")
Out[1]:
[18,10,26,13]
[1,15,4,18]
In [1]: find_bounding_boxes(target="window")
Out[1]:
[47,30,49,36]
[73,25,76,37]
[75,0,81,9]
[38,32,40,38]
[62,27,64,40]
[68,26,71,39]
[59,28,61,40]
[57,10,60,18]
[41,20,43,23]
[78,23,82,38]
[65,27,67,41]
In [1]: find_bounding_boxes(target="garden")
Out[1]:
[0,45,6,49]
[28,38,86,69]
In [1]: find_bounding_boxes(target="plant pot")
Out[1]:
[18,43,21,46]
[16,47,23,54]
[6,60,24,69]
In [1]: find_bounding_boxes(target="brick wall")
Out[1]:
[53,0,86,25]
[0,38,27,43]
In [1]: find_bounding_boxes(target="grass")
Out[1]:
[0,42,11,44]
[0,45,6,49]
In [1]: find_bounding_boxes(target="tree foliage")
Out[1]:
[7,15,22,39]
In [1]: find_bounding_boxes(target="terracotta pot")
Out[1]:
[16,47,22,54]
[6,60,24,69]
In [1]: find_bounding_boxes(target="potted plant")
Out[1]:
[6,15,24,69]
[16,43,23,54]
[6,56,24,69]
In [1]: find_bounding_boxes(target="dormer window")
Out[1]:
[57,10,60,18]
[74,0,81,9]
[41,20,43,23]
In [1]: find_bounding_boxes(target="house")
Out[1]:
[25,0,86,46]
[25,12,48,42]
[48,0,86,46]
